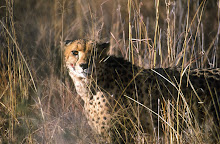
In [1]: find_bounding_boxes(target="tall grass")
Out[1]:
[0,0,219,143]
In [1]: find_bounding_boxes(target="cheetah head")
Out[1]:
[64,39,109,78]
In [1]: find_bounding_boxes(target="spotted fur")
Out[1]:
[64,39,220,143]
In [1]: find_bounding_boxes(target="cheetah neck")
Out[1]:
[69,72,90,102]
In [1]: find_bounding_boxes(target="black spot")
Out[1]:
[102,122,105,125]
[145,88,148,94]
[128,74,132,78]
[98,77,104,84]
[124,77,129,83]
[198,79,204,85]
[148,78,152,82]
[122,69,127,75]
[200,70,204,73]
[128,84,134,90]
[103,99,106,102]
[104,83,110,88]
[216,75,220,79]
[155,90,159,95]
[103,117,107,120]
[160,86,164,91]
[116,69,121,74]
[126,91,132,96]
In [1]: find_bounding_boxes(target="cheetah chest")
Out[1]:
[84,92,111,135]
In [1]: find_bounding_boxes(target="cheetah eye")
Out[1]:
[72,50,78,56]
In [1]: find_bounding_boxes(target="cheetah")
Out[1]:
[64,39,220,143]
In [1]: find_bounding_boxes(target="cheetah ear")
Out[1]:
[97,42,110,49]
[97,42,110,57]
[64,40,74,46]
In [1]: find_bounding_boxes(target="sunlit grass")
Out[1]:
[0,0,219,143]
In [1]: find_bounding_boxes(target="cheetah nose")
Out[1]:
[80,63,88,70]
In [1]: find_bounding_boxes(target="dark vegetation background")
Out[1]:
[0,0,219,143]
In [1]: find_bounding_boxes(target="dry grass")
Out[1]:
[0,0,219,143]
